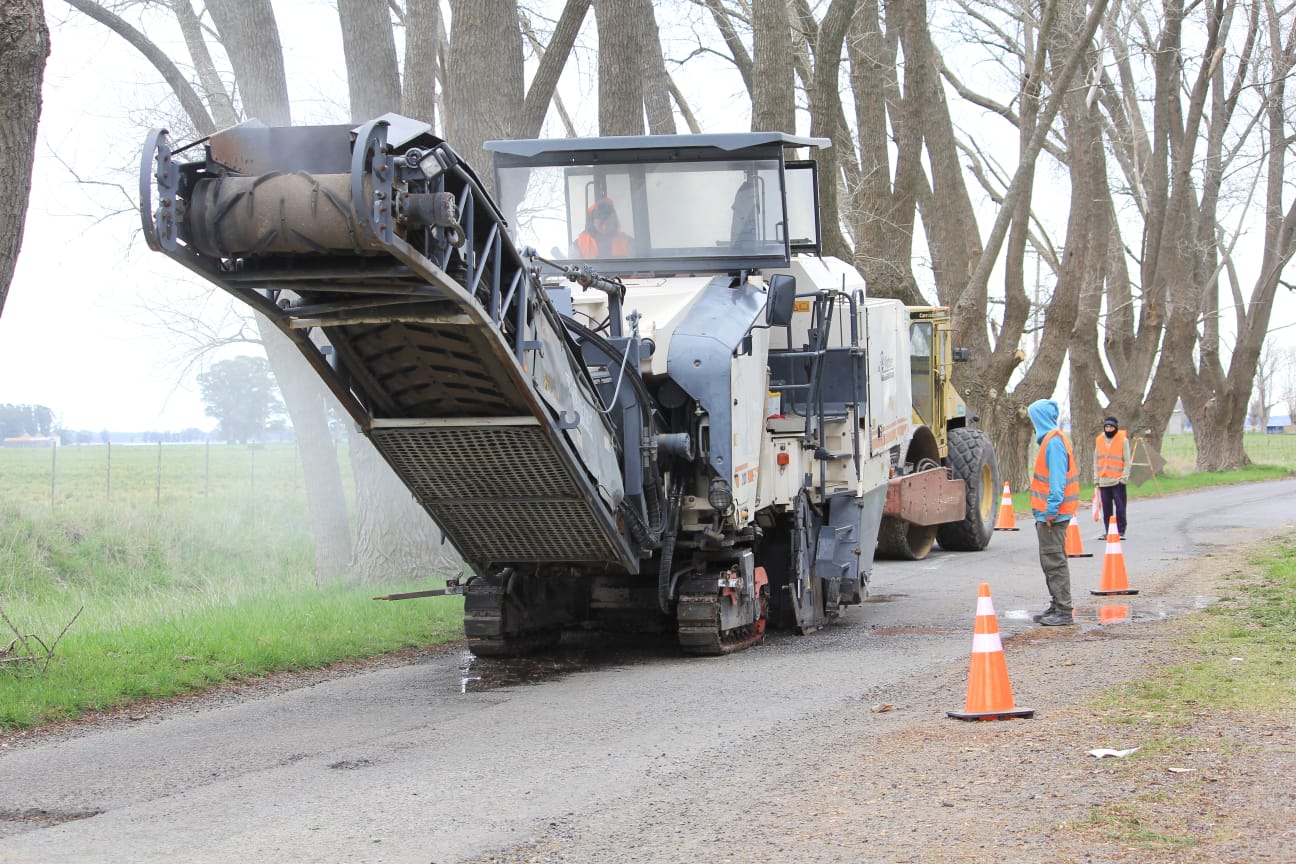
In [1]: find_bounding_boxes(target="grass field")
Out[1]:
[0,434,1293,731]
[0,442,462,729]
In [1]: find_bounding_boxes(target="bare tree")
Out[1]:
[339,0,401,123]
[592,0,645,134]
[751,0,795,132]
[447,0,525,177]
[0,0,50,320]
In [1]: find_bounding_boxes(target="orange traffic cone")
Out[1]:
[1091,493,1102,523]
[948,583,1034,721]
[1091,516,1138,596]
[993,483,1018,531]
[1064,519,1093,558]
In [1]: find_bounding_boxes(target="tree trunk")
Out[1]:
[519,0,590,138]
[846,0,923,305]
[204,0,290,124]
[1191,398,1251,471]
[751,0,795,132]
[807,0,859,262]
[258,321,353,584]
[0,0,49,320]
[593,0,644,135]
[347,433,458,584]
[402,0,439,127]
[338,0,401,122]
[172,0,238,129]
[635,0,675,134]
[446,0,524,185]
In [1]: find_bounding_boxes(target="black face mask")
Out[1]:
[1104,427,1116,439]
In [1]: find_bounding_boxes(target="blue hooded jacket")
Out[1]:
[1028,399,1071,523]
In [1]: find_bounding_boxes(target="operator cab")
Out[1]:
[485,133,827,276]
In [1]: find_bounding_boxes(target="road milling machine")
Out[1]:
[140,114,998,656]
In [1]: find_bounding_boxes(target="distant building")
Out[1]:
[1266,402,1293,434]
[1,434,57,448]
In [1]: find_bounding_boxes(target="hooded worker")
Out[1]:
[573,198,633,258]
[1027,398,1079,626]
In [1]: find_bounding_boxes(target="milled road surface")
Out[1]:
[1,479,1293,864]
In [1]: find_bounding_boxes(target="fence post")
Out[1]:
[204,439,210,497]
[106,440,112,504]
[49,439,56,508]
[156,441,162,506]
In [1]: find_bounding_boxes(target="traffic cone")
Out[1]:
[948,583,1034,721]
[1091,516,1138,596]
[993,483,1019,531]
[1091,493,1102,523]
[1064,519,1093,558]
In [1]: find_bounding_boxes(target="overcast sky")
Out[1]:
[1,3,1293,432]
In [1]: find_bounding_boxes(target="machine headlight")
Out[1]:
[708,478,733,512]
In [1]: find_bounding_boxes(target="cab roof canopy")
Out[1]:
[484,132,830,164]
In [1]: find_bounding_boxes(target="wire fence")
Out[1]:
[0,441,314,511]
[3,433,1292,513]
[1159,433,1296,472]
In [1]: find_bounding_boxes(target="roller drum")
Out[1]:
[186,171,383,257]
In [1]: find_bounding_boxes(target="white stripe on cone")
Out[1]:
[976,596,996,616]
[971,632,1004,653]
[1106,517,1122,549]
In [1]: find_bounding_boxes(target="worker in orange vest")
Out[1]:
[1093,415,1130,540]
[1028,399,1079,626]
[573,198,633,259]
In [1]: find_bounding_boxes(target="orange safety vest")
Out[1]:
[576,231,631,258]
[1094,429,1128,480]
[1029,429,1079,517]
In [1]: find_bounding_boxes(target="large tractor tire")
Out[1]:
[936,427,999,551]
[876,514,938,560]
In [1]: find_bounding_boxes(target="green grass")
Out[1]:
[1099,538,1296,718]
[0,443,461,730]
[1071,536,1296,848]
[1160,431,1296,474]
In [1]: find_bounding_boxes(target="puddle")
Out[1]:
[1003,595,1219,628]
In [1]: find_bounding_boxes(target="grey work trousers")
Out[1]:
[1035,519,1072,613]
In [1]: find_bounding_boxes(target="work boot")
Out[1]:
[1038,610,1075,626]
[1031,604,1056,623]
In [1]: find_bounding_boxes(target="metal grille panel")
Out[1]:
[371,424,623,565]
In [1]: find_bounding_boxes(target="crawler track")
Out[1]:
[676,595,767,656]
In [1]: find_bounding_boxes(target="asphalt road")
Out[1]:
[1,478,1292,864]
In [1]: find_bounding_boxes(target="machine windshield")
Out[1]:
[496,158,788,272]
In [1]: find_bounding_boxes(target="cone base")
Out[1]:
[1091,588,1139,595]
[947,707,1035,721]
[1066,552,1094,558]
[993,527,1020,532]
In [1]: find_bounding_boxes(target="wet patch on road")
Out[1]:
[863,593,908,603]
[0,807,102,827]
[459,632,677,693]
[327,758,375,770]
[1002,595,1220,634]
[868,625,961,637]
